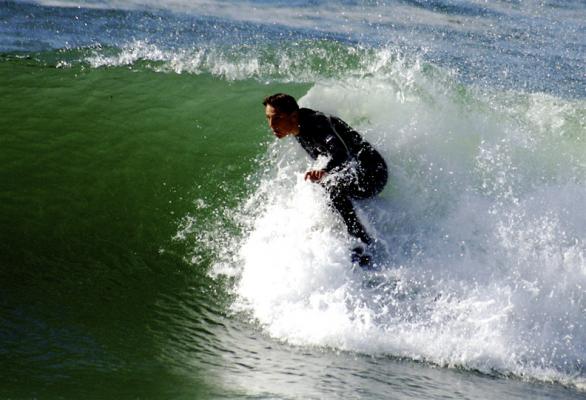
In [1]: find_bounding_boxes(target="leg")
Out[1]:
[327,188,373,245]
[328,191,374,268]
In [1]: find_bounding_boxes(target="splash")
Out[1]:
[73,40,427,83]
[196,56,586,389]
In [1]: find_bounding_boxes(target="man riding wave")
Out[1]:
[263,93,388,267]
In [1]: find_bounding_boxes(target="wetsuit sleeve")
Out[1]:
[298,110,353,172]
[323,131,350,172]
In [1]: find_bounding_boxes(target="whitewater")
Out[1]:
[205,60,586,389]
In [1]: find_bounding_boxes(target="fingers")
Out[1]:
[304,170,327,182]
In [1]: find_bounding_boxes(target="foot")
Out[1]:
[351,246,373,269]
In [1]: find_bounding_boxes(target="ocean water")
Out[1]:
[1,0,585,398]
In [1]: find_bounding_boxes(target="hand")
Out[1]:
[304,169,327,182]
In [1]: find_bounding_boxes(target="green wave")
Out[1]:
[0,56,309,284]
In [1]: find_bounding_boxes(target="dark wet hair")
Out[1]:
[262,93,299,114]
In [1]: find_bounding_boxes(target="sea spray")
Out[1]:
[198,55,586,389]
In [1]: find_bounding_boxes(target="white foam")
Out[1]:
[203,62,586,389]
[80,40,436,84]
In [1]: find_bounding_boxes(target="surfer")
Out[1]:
[263,93,388,267]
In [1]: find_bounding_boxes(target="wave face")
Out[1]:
[2,0,586,397]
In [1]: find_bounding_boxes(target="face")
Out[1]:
[265,105,298,138]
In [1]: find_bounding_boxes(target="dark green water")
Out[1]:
[0,58,310,398]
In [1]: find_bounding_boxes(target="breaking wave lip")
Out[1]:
[63,40,439,84]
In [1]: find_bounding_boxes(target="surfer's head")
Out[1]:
[263,93,300,138]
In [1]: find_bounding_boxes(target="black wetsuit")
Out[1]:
[296,108,388,245]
